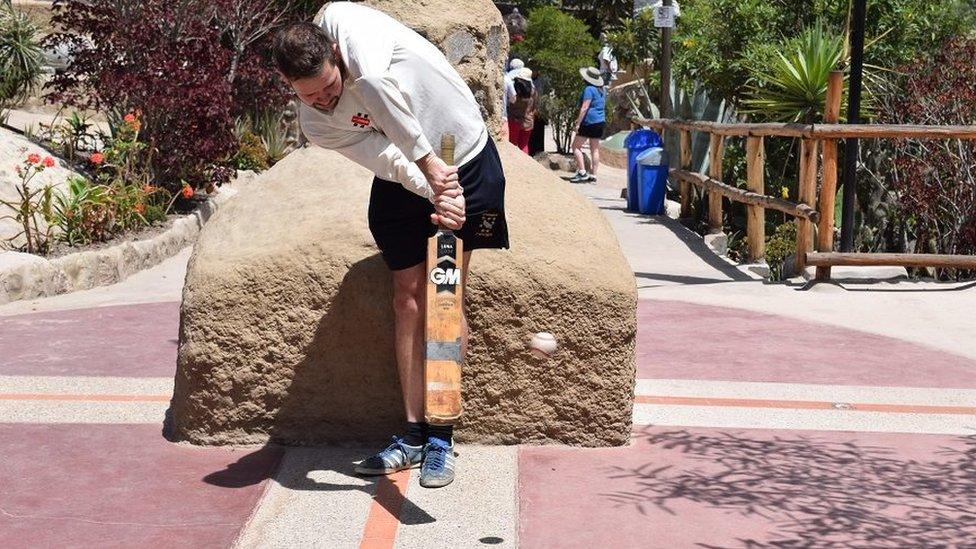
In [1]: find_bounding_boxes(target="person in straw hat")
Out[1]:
[566,66,606,183]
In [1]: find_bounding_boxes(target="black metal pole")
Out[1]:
[840,0,866,252]
[660,0,672,119]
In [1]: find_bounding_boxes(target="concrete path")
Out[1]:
[1,161,974,548]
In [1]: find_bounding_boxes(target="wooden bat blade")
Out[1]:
[425,229,464,424]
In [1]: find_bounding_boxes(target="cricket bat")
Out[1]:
[424,134,464,425]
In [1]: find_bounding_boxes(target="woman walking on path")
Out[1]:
[507,67,538,154]
[567,66,606,183]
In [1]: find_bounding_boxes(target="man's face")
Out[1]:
[289,45,343,112]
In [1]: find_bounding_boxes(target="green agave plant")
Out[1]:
[742,21,845,123]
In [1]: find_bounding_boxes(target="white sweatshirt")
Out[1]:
[300,2,489,200]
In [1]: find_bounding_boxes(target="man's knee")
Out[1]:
[392,269,425,316]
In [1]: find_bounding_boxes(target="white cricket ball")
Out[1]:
[529,332,558,359]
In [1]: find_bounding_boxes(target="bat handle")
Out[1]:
[440,134,455,165]
[436,134,456,232]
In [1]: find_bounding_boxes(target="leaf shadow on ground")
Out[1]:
[603,427,976,548]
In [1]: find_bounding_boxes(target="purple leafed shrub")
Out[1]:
[878,37,976,272]
[45,0,290,188]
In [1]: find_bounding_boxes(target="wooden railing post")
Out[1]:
[746,136,765,262]
[795,138,819,275]
[816,71,844,281]
[679,129,692,218]
[707,134,725,233]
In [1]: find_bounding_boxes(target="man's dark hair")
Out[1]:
[272,22,334,80]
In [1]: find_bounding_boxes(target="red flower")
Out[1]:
[90,152,104,165]
[43,157,55,168]
[124,113,136,124]
[134,203,146,214]
[26,153,40,165]
[181,185,194,199]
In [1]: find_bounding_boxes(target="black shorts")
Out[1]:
[578,122,605,138]
[368,138,510,271]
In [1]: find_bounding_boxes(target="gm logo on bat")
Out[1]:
[429,267,461,286]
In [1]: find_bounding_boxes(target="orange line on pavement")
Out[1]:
[359,469,411,549]
[634,395,976,415]
[0,393,170,402]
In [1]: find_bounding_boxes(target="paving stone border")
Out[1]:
[0,173,254,305]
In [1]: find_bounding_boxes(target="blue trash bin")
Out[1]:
[636,147,669,215]
[624,130,662,211]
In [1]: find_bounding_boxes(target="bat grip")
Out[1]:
[436,134,456,232]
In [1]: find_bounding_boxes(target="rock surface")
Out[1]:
[314,0,509,137]
[171,141,637,447]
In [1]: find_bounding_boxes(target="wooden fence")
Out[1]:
[634,71,976,280]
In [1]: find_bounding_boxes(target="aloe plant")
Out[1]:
[253,109,288,163]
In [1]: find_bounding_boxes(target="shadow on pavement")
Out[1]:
[605,427,976,547]
[203,445,435,525]
[634,271,739,286]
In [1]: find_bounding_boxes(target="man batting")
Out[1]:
[271,1,509,488]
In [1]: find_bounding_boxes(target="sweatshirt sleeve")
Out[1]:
[306,127,433,201]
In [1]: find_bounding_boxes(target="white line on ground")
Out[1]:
[0,376,173,396]
[635,378,976,407]
[633,402,976,435]
[0,400,168,424]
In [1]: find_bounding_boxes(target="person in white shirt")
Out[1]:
[271,2,509,489]
[597,33,618,87]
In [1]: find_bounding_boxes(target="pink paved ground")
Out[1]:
[519,426,976,548]
[0,423,281,549]
[4,297,975,547]
[638,299,976,388]
[0,302,179,377]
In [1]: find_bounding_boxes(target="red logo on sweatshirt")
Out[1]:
[351,113,370,128]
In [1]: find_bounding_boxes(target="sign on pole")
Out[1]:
[654,5,675,28]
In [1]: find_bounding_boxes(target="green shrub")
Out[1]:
[765,222,797,281]
[231,131,270,171]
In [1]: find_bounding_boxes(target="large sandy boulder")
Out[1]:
[314,0,509,136]
[170,141,636,447]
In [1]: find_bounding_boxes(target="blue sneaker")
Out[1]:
[420,439,456,488]
[355,436,424,475]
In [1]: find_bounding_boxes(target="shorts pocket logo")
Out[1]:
[476,211,499,238]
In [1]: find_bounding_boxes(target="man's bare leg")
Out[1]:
[392,261,427,423]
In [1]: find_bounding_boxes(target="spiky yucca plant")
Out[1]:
[743,22,844,123]
[0,1,44,110]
